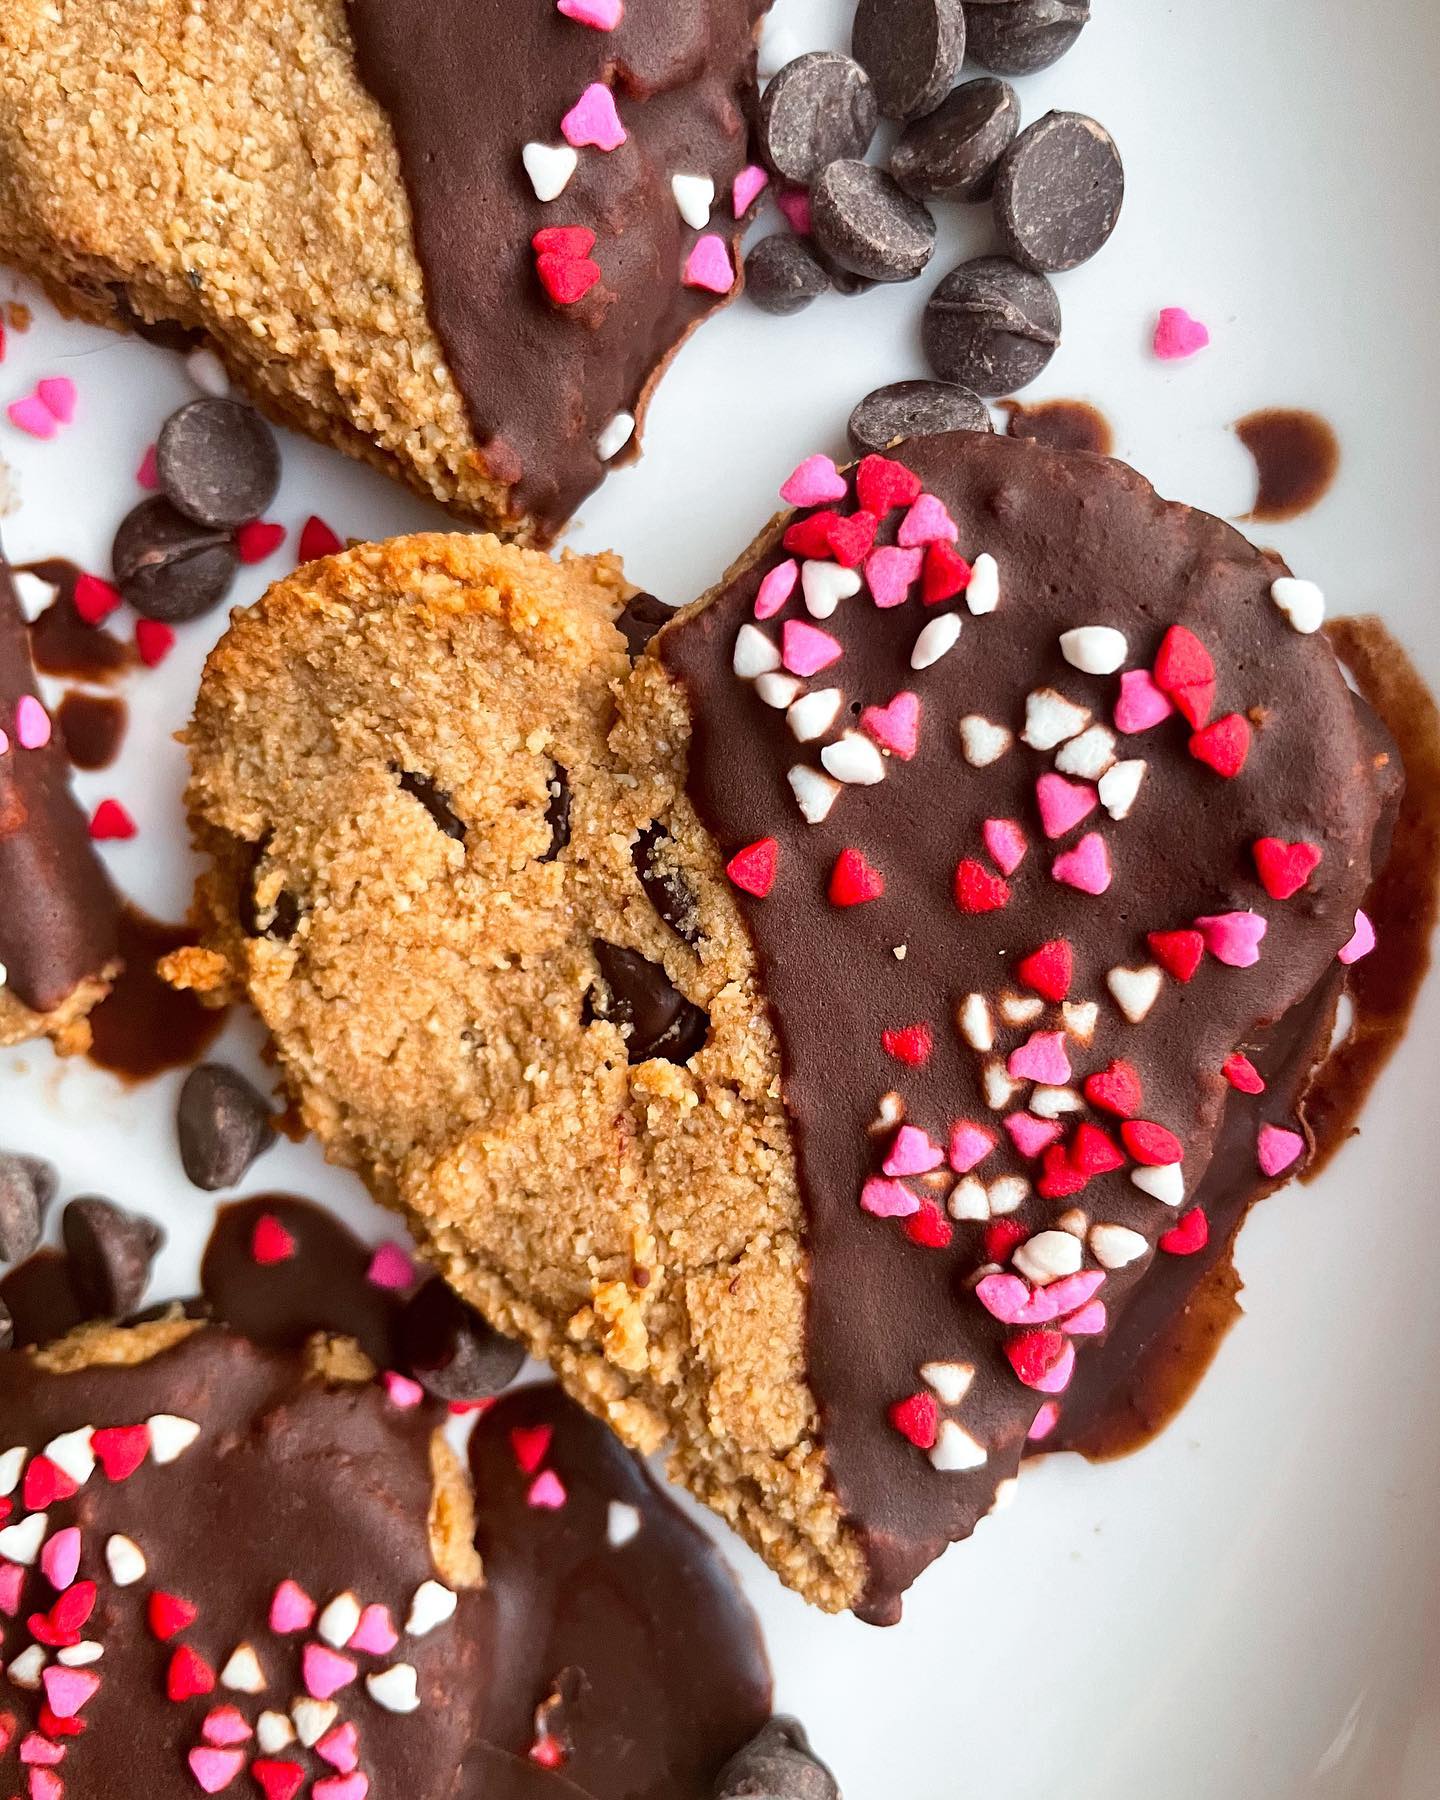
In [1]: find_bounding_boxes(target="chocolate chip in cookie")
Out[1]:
[396,769,466,841]
[588,941,709,1063]
[633,825,701,944]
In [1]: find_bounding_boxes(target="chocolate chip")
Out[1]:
[811,162,937,283]
[633,825,700,944]
[922,254,1061,395]
[61,1196,165,1319]
[744,235,832,316]
[156,398,281,529]
[588,941,709,1064]
[758,52,879,185]
[965,0,1090,75]
[615,592,671,660]
[815,251,878,298]
[848,379,994,453]
[398,1277,526,1402]
[0,1152,55,1262]
[177,1062,277,1191]
[992,111,1124,274]
[396,770,466,842]
[542,765,571,861]
[852,0,966,121]
[112,496,239,622]
[715,1718,839,1800]
[891,77,1020,203]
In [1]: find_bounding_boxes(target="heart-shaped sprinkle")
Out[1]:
[671,173,714,229]
[1035,772,1097,839]
[1222,1051,1265,1094]
[1052,832,1112,894]
[558,0,623,25]
[981,817,1026,876]
[828,847,885,907]
[922,542,971,605]
[1062,1000,1098,1044]
[965,552,1000,615]
[91,1424,149,1483]
[919,1361,975,1407]
[1158,1207,1209,1254]
[269,1580,315,1635]
[317,1722,360,1774]
[1107,964,1163,1023]
[787,765,841,824]
[1006,1332,1074,1393]
[105,1534,145,1585]
[1055,724,1117,781]
[959,714,1011,767]
[39,1526,80,1591]
[1257,1123,1305,1177]
[1023,688,1090,751]
[1113,667,1174,734]
[1270,576,1325,634]
[860,691,920,759]
[169,1646,217,1702]
[855,455,922,516]
[149,1590,198,1642]
[202,1707,253,1748]
[15,696,51,751]
[889,1394,939,1450]
[1338,909,1376,964]
[251,1214,295,1266]
[726,837,779,898]
[1029,1085,1082,1120]
[1252,836,1322,899]
[349,1603,399,1656]
[1189,713,1251,778]
[954,860,1010,914]
[904,1201,953,1251]
[522,142,578,202]
[1154,624,1213,696]
[826,511,880,569]
[509,1427,552,1475]
[898,493,958,548]
[821,731,885,786]
[683,234,735,294]
[1130,1162,1185,1206]
[860,1177,919,1219]
[782,620,842,677]
[800,560,861,619]
[1153,307,1210,360]
[1083,1059,1143,1118]
[35,377,77,422]
[1013,1229,1082,1286]
[754,559,798,620]
[40,1666,98,1719]
[313,1776,371,1800]
[292,1700,338,1748]
[407,1578,458,1636]
[252,1758,305,1800]
[1004,1113,1061,1159]
[783,511,840,559]
[1195,910,1267,967]
[8,393,60,439]
[302,1644,357,1701]
[733,164,768,216]
[881,1023,932,1067]
[317,1592,363,1650]
[882,1125,943,1177]
[1007,1030,1071,1086]
[1059,625,1127,675]
[780,455,848,509]
[865,545,923,609]
[1089,1222,1149,1269]
[911,612,961,670]
[733,623,780,679]
[561,83,626,150]
[1014,939,1072,1003]
[947,1122,996,1174]
[1121,1120,1183,1165]
[596,411,635,460]
[188,1748,245,1794]
[219,1644,265,1692]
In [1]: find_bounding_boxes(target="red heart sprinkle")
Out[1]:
[1146,928,1205,982]
[953,859,1010,914]
[888,1393,939,1450]
[234,520,286,565]
[0,1713,13,1757]
[984,1219,1027,1263]
[855,455,922,517]
[251,1762,307,1800]
[1069,1122,1125,1176]
[903,1202,953,1250]
[1014,938,1072,1003]
[1169,678,1215,729]
[251,1214,296,1266]
[881,1023,933,1067]
[825,510,880,568]
[89,798,137,841]
[28,1611,77,1650]
[149,1591,199,1642]
[536,251,602,305]
[509,1424,553,1475]
[48,1583,96,1639]
[166,1646,215,1702]
[532,226,597,260]
[828,847,885,907]
[1121,1120,1184,1165]
[39,1706,85,1739]
[297,515,343,563]
[1153,625,1214,695]
[1252,836,1322,899]
[1082,1059,1143,1117]
[1189,713,1251,778]
[72,572,122,626]
[1158,1207,1209,1255]
[23,1456,77,1512]
[920,542,971,605]
[1037,1144,1088,1199]
[726,837,779,898]
[781,511,840,559]
[134,619,176,668]
[1222,1051,1266,1094]
[1004,1329,1066,1387]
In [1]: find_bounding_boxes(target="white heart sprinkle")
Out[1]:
[786,764,841,824]
[1098,758,1146,820]
[753,672,802,709]
[786,686,842,742]
[1055,724,1117,781]
[958,715,1012,768]
[221,1643,266,1693]
[1059,625,1128,675]
[596,411,635,461]
[7,1645,46,1689]
[522,141,579,203]
[911,612,962,671]
[367,1663,421,1715]
[0,1512,47,1565]
[148,1414,200,1464]
[44,1427,95,1487]
[318,1592,362,1650]
[671,173,715,229]
[1089,1223,1150,1270]
[0,1447,24,1497]
[920,1361,974,1406]
[105,1533,146,1586]
[1013,1229,1083,1286]
[997,992,1043,1027]
[732,623,780,678]
[820,731,885,786]
[1023,688,1091,751]
[1107,963,1162,1024]
[1030,1085,1082,1119]
[1056,1208,1089,1238]
[957,992,994,1051]
[607,1501,642,1548]
[406,1579,457,1637]
[185,347,229,397]
[948,1177,990,1221]
[801,560,861,619]
[965,551,1000,615]
[256,1711,296,1755]
[1270,576,1325,634]
[987,1176,1029,1216]
[57,1642,103,1667]
[982,1059,1018,1111]
[1061,1000,1098,1044]
[291,1700,338,1748]
[12,572,58,622]
[1132,1163,1185,1207]
[929,1420,988,1473]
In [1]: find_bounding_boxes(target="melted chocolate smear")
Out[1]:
[998,397,1113,457]
[86,904,228,1082]
[1235,408,1340,522]
[471,1385,771,1800]
[200,1195,403,1368]
[0,1245,90,1348]
[21,559,134,682]
[56,689,127,770]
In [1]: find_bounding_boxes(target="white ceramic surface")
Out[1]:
[3,2,1438,1794]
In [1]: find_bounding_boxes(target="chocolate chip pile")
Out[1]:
[745,0,1120,442]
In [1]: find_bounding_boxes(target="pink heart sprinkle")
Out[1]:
[365,1242,415,1291]
[1153,307,1211,361]
[1052,832,1112,895]
[897,493,958,548]
[382,1371,424,1408]
[948,1122,995,1175]
[0,1561,24,1616]
[1061,1299,1107,1337]
[41,1666,100,1719]
[30,1769,63,1800]
[560,82,626,151]
[982,817,1027,876]
[302,1643,358,1701]
[201,1708,253,1748]
[1195,910,1267,968]
[349,1603,399,1655]
[7,393,57,439]
[188,1749,245,1795]
[882,1125,944,1178]
[1257,1123,1304,1177]
[733,164,768,217]
[1338,909,1375,965]
[779,454,847,508]
[269,1578,315,1634]
[528,1470,568,1510]
[976,1274,1061,1328]
[0,728,8,755]
[35,377,77,423]
[313,1776,370,1800]
[864,545,923,609]
[683,233,735,294]
[317,1723,360,1774]
[754,558,798,620]
[860,1176,919,1219]
[15,696,51,752]
[40,1525,80,1590]
[1007,1030,1071,1087]
[137,443,159,489]
[1027,1402,1060,1441]
[20,1736,64,1767]
[557,0,623,26]
[1113,667,1174,734]
[1035,771,1097,839]
[776,187,811,235]
[781,619,842,677]
[1048,1271,1106,1316]
[1004,1113,1061,1159]
[1031,1338,1076,1395]
[859,690,920,759]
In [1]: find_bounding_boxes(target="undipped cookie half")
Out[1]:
[175,438,1401,1621]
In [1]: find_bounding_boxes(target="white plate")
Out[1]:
[3,1,1439,1795]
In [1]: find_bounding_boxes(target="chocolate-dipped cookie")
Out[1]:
[173,440,1401,1621]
